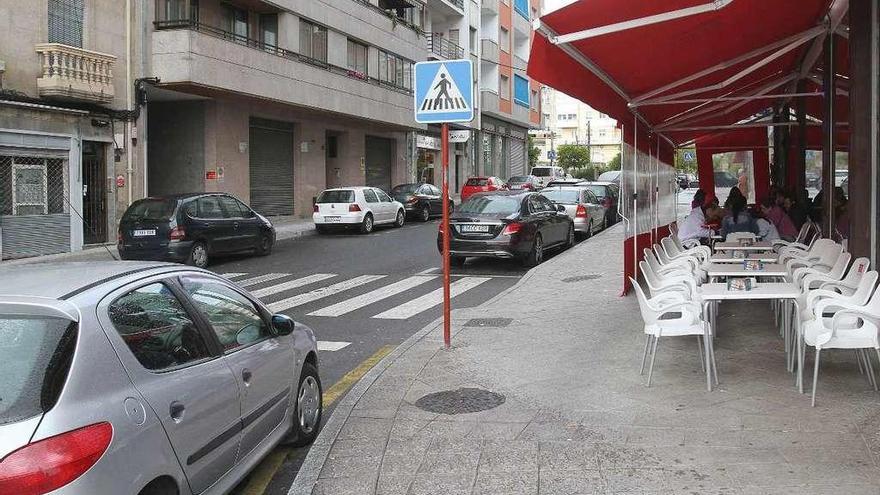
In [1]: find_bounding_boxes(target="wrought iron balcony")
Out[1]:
[427,34,464,60]
[35,43,116,103]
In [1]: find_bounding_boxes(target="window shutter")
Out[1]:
[48,0,83,47]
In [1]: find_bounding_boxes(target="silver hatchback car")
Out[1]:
[0,262,322,495]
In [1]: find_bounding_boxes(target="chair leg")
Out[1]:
[640,335,652,375]
[697,335,705,372]
[864,349,878,391]
[856,349,865,375]
[811,348,822,407]
[647,335,660,387]
[874,348,880,390]
[708,331,719,386]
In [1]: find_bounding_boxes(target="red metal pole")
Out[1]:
[441,123,451,349]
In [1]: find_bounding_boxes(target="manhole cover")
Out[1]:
[414,388,506,415]
[562,274,602,283]
[464,317,513,327]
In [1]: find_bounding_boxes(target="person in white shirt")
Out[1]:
[679,205,713,243]
[754,208,781,242]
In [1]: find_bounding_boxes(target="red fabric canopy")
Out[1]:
[694,128,770,201]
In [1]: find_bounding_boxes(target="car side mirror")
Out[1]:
[556,205,566,213]
[272,314,295,336]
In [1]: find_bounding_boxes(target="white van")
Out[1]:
[530,166,567,188]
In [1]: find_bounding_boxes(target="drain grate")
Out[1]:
[562,274,602,283]
[414,388,506,415]
[464,317,513,327]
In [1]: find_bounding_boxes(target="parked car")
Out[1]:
[506,175,539,191]
[578,181,621,227]
[530,165,568,188]
[391,183,452,222]
[439,191,574,267]
[118,193,276,269]
[806,171,821,188]
[541,186,605,238]
[545,178,583,188]
[597,170,621,184]
[714,170,738,187]
[0,262,322,495]
[460,176,507,202]
[313,187,405,234]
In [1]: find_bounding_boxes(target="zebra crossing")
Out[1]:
[218,270,498,322]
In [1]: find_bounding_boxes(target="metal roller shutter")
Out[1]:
[365,136,393,192]
[509,138,526,177]
[249,120,294,216]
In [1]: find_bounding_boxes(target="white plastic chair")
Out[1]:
[639,260,700,301]
[800,270,879,325]
[781,239,842,270]
[630,277,714,388]
[655,245,708,282]
[803,284,880,405]
[816,257,872,296]
[778,238,836,265]
[663,236,711,264]
[644,248,706,283]
[790,252,850,288]
[773,221,817,251]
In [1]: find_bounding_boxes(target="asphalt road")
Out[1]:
[209,217,545,495]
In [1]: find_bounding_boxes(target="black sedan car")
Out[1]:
[118,193,275,268]
[391,183,452,221]
[438,191,574,267]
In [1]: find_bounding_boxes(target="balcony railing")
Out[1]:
[427,34,464,59]
[35,43,115,103]
[447,0,465,9]
[153,20,413,95]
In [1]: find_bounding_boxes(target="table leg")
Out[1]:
[703,301,713,391]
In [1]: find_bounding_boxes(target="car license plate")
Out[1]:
[460,224,490,233]
[132,229,156,237]
[324,216,342,223]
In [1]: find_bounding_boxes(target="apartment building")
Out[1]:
[533,88,621,167]
[0,0,136,259]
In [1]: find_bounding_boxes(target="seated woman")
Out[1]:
[753,206,780,242]
[720,194,758,240]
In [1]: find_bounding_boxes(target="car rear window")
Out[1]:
[531,167,552,177]
[465,178,488,187]
[317,190,355,203]
[585,185,608,198]
[541,189,582,204]
[507,176,529,183]
[122,198,177,222]
[392,184,419,194]
[459,196,521,215]
[0,316,77,425]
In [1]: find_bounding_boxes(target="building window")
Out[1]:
[156,0,198,22]
[530,90,538,110]
[500,75,510,100]
[48,0,83,47]
[260,14,278,47]
[469,27,477,55]
[300,20,328,62]
[378,50,413,91]
[514,75,529,107]
[514,0,529,19]
[1,156,67,217]
[347,39,368,76]
[225,5,248,42]
[499,27,510,52]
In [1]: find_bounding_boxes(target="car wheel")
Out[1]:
[420,205,431,222]
[360,214,374,234]
[316,225,328,234]
[284,362,322,447]
[523,234,543,267]
[395,210,406,228]
[585,220,593,239]
[602,216,608,231]
[256,233,273,256]
[187,241,209,268]
[566,224,575,248]
[450,255,466,267]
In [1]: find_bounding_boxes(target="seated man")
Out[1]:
[761,197,797,241]
[679,203,720,246]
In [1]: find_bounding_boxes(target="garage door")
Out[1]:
[365,136,393,192]
[249,119,294,216]
[509,138,525,177]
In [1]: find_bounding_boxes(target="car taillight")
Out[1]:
[349,204,361,212]
[523,183,532,189]
[313,204,319,213]
[116,230,122,243]
[501,222,523,236]
[169,226,185,240]
[0,422,113,495]
[407,196,419,204]
[576,205,587,218]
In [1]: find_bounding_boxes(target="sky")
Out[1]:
[542,0,577,15]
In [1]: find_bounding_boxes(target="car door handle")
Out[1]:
[241,368,252,385]
[169,401,185,422]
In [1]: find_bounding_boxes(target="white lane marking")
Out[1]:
[317,341,351,352]
[372,277,491,320]
[418,267,439,274]
[236,273,289,287]
[308,275,437,317]
[251,274,337,299]
[219,272,248,279]
[414,267,523,279]
[268,275,386,313]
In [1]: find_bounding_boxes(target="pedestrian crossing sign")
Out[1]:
[414,59,474,124]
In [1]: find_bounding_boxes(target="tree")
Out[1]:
[556,144,590,172]
[527,135,540,167]
[675,148,697,174]
[607,152,621,171]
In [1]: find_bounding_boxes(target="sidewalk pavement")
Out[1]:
[292,224,880,495]
[0,215,314,266]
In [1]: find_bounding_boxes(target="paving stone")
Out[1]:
[472,471,538,495]
[406,473,475,495]
[320,455,381,480]
[538,469,607,494]
[477,440,538,472]
[313,475,377,495]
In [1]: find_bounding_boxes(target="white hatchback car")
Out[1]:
[313,187,405,234]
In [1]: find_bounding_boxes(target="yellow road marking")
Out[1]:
[238,344,396,495]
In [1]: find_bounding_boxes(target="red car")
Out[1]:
[461,176,507,202]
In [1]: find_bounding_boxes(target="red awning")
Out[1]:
[528,0,848,148]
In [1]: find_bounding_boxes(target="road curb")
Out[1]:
[288,227,614,493]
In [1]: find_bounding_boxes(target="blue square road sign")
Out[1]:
[413,60,474,124]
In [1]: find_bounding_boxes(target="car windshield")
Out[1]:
[0,316,77,425]
[465,178,488,187]
[392,184,419,194]
[458,196,521,215]
[508,176,529,183]
[541,189,581,204]
[123,198,177,221]
[317,190,355,203]
[531,168,552,177]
